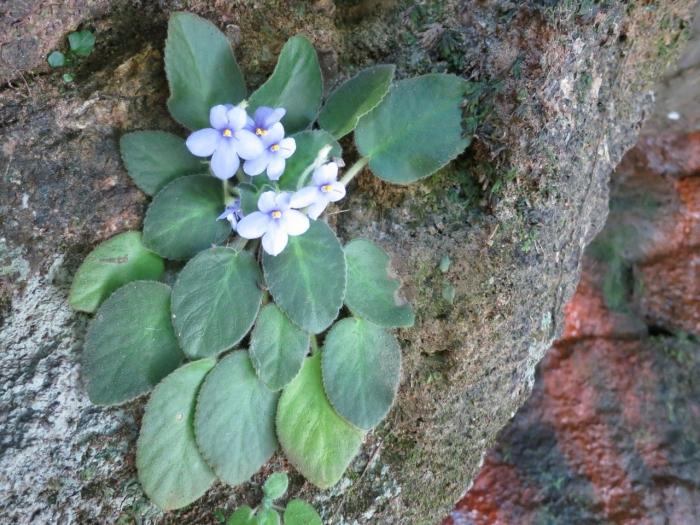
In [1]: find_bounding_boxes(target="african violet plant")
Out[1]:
[69,12,471,512]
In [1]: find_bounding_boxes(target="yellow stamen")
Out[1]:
[271,210,282,219]
[321,184,333,193]
[222,129,232,137]
[255,128,267,136]
[270,144,281,152]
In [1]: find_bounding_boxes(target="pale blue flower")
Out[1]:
[290,162,346,220]
[236,191,310,256]
[242,123,296,180]
[217,200,243,230]
[245,106,286,136]
[186,105,263,180]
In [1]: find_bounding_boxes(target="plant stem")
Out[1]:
[340,156,369,186]
[222,179,232,204]
[310,335,319,356]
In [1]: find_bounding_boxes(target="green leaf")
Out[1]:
[249,304,309,391]
[249,36,322,133]
[68,30,95,57]
[82,281,184,405]
[276,354,364,489]
[195,351,278,486]
[227,506,256,525]
[343,239,414,327]
[283,499,322,525]
[143,174,231,260]
[355,74,470,184]
[165,12,246,129]
[171,248,262,358]
[47,50,65,68]
[322,318,401,429]
[277,130,342,191]
[69,231,164,313]
[263,221,346,334]
[262,472,289,501]
[120,131,203,195]
[318,65,395,139]
[136,358,216,510]
[62,73,74,83]
[256,508,280,525]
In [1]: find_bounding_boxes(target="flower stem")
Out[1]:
[340,156,369,186]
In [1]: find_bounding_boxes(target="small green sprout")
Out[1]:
[46,29,95,83]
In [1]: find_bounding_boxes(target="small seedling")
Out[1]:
[47,29,95,82]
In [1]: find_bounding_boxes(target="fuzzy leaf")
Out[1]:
[195,351,278,486]
[136,359,216,510]
[277,354,364,489]
[143,174,231,260]
[82,281,184,405]
[250,304,309,391]
[262,472,289,500]
[322,318,401,429]
[47,50,65,67]
[263,221,346,334]
[355,74,470,184]
[120,131,203,195]
[227,506,256,525]
[344,239,414,327]
[171,248,262,358]
[283,499,322,525]
[249,36,322,133]
[318,65,395,139]
[68,30,95,57]
[256,509,280,525]
[69,231,164,313]
[277,130,342,191]
[165,12,246,129]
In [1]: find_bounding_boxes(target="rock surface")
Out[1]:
[0,1,696,523]
[449,109,700,525]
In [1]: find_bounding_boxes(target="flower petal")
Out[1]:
[262,222,288,256]
[274,191,292,211]
[265,122,285,145]
[263,108,286,128]
[244,115,256,132]
[186,128,220,157]
[234,130,264,160]
[290,186,319,209]
[236,211,270,239]
[266,157,285,181]
[209,105,229,129]
[226,106,248,130]
[278,137,297,159]
[243,153,270,176]
[306,199,328,220]
[312,162,339,185]
[253,106,274,127]
[210,140,240,180]
[258,191,277,213]
[282,209,310,236]
[325,181,347,202]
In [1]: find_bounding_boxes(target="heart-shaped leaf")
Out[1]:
[68,30,95,57]
[195,351,278,486]
[318,65,395,139]
[249,36,322,133]
[263,221,346,334]
[344,239,414,327]
[250,304,309,391]
[136,358,216,510]
[120,131,203,195]
[322,318,401,430]
[283,499,322,525]
[171,248,262,359]
[82,281,184,405]
[69,231,164,313]
[143,174,231,260]
[276,354,364,489]
[165,12,246,129]
[277,130,342,191]
[355,74,470,184]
